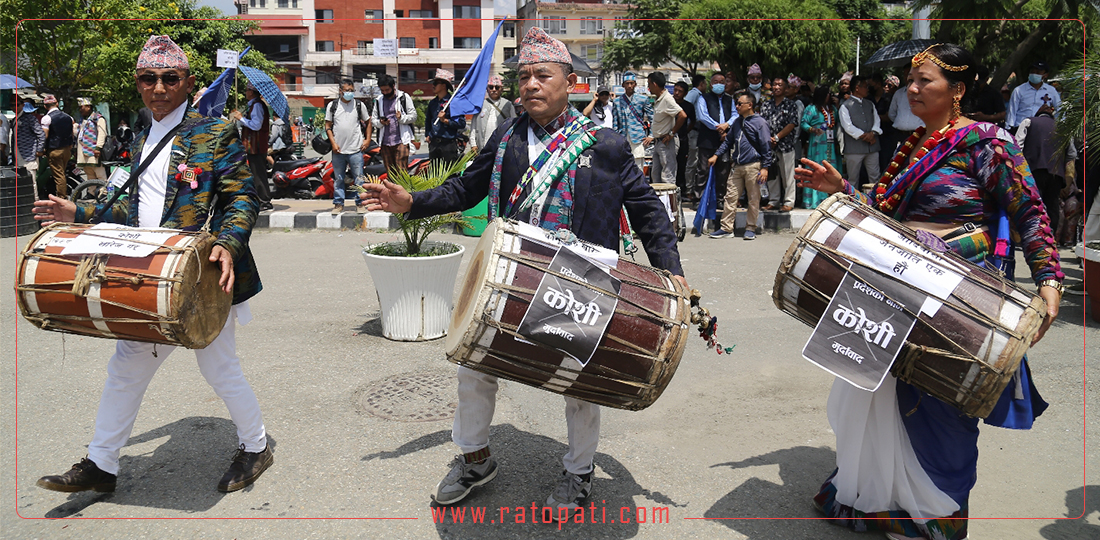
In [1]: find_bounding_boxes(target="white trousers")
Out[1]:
[629,140,646,171]
[87,303,267,475]
[452,366,600,475]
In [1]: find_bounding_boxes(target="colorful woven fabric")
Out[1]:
[78,111,103,156]
[432,68,454,83]
[517,26,570,65]
[814,470,970,540]
[488,75,503,87]
[487,107,598,230]
[136,35,189,70]
[844,122,1062,283]
[612,92,652,144]
[787,73,802,88]
[747,63,762,75]
[42,94,57,105]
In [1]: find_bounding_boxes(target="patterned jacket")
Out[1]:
[74,107,262,305]
[410,115,683,276]
[612,92,653,144]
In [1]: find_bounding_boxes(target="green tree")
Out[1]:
[913,0,1093,90]
[601,0,702,76]
[673,0,852,86]
[822,0,910,72]
[2,0,278,114]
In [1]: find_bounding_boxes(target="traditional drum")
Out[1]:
[650,183,687,242]
[773,194,1046,418]
[446,218,691,411]
[16,223,231,349]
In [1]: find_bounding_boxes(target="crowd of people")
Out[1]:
[12,27,1091,540]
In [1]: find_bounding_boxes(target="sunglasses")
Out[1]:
[487,85,502,89]
[136,72,183,88]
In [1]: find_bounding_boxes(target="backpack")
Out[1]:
[328,99,369,135]
[101,135,120,162]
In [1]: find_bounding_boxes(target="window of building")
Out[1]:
[357,40,373,55]
[394,10,403,17]
[279,44,290,53]
[409,10,433,18]
[315,9,332,23]
[428,37,439,49]
[453,6,480,19]
[399,37,416,48]
[455,69,467,81]
[316,68,339,85]
[579,17,603,35]
[365,9,383,21]
[316,40,335,52]
[400,70,418,84]
[250,0,266,7]
[503,47,516,60]
[276,0,298,7]
[540,16,566,35]
[503,22,515,38]
[454,37,482,49]
[581,44,603,62]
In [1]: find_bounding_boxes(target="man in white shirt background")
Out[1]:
[1006,61,1061,133]
[839,75,883,189]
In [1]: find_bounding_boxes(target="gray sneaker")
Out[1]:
[433,456,497,505]
[546,470,593,522]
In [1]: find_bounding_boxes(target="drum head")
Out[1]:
[445,218,501,355]
[650,183,677,192]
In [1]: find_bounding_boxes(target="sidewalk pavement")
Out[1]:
[258,198,816,234]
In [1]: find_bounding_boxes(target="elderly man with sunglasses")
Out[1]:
[31,35,272,495]
[469,75,516,154]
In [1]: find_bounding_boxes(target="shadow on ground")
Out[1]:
[1039,485,1100,540]
[364,423,684,539]
[42,416,274,518]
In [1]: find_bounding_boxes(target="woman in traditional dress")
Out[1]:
[800,86,842,209]
[794,43,1063,540]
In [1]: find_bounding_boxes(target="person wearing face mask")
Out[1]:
[324,79,371,215]
[746,64,764,103]
[694,72,735,207]
[1006,61,1060,133]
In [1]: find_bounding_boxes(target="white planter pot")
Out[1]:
[361,241,466,341]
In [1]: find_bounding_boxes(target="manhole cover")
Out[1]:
[357,371,458,422]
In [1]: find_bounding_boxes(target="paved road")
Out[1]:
[2,227,1096,539]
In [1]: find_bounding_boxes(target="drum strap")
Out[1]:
[91,122,186,224]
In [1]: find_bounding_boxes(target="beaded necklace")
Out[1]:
[873,119,957,212]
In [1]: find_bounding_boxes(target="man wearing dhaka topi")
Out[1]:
[31,35,273,494]
[361,27,687,522]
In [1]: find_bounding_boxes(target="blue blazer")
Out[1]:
[410,115,683,276]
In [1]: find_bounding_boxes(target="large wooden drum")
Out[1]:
[650,183,687,242]
[446,219,691,411]
[16,223,231,349]
[773,194,1046,418]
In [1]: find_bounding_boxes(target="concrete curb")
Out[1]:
[253,208,813,233]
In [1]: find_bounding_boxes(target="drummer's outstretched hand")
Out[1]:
[1032,285,1061,345]
[210,245,236,295]
[794,158,844,195]
[359,178,413,214]
[32,195,76,225]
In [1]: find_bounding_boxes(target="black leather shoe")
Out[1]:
[218,444,274,492]
[37,457,116,493]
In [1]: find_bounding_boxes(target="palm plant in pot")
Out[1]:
[361,151,476,341]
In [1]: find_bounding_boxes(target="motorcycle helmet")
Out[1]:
[273,171,290,190]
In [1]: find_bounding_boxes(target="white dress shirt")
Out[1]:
[839,96,882,139]
[887,90,924,131]
[138,102,187,228]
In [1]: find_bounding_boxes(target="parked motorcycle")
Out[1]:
[312,154,430,199]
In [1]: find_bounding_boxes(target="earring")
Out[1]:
[951,94,961,122]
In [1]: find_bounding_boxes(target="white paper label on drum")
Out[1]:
[516,248,621,367]
[835,226,965,302]
[802,270,923,392]
[659,195,675,223]
[61,223,178,258]
[512,221,619,268]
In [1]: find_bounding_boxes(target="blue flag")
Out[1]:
[197,47,251,118]
[446,19,507,116]
[693,167,718,236]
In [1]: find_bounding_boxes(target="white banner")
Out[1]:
[216,49,239,68]
[373,39,398,58]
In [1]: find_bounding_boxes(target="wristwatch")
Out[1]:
[1038,279,1065,297]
